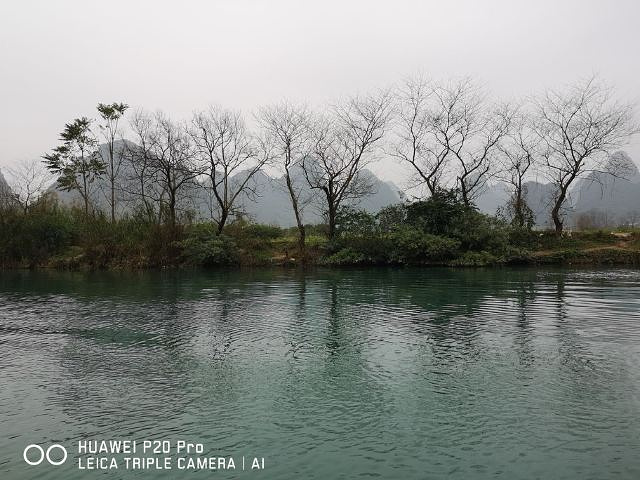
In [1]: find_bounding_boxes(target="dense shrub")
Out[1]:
[177,224,238,266]
[376,204,407,233]
[0,206,73,265]
[335,207,377,236]
[402,190,511,255]
[388,227,460,264]
[324,247,369,265]
[226,222,283,240]
[405,189,470,236]
[328,234,391,264]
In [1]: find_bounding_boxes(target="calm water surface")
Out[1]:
[1,268,639,479]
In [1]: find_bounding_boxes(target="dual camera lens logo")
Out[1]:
[23,444,68,466]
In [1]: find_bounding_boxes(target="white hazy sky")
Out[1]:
[1,0,639,184]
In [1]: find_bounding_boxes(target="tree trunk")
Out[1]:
[285,172,306,259]
[459,179,471,207]
[514,186,524,228]
[110,143,116,223]
[551,188,567,234]
[168,194,177,231]
[297,226,306,259]
[82,172,89,216]
[110,174,116,223]
[217,209,228,235]
[327,203,337,240]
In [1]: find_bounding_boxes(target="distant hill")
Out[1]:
[0,169,15,206]
[475,151,640,228]
[475,180,556,228]
[572,151,640,227]
[231,166,402,226]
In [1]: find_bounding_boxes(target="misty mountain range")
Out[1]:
[0,169,12,203]
[475,151,640,228]
[228,167,402,226]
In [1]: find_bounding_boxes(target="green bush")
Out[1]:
[176,224,238,266]
[405,189,470,236]
[448,211,510,253]
[237,223,283,240]
[324,247,369,265]
[376,204,407,233]
[401,190,511,255]
[388,227,460,264]
[328,233,391,263]
[335,207,377,236]
[0,207,73,265]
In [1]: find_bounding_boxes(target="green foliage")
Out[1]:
[325,190,513,265]
[405,189,470,236]
[0,206,72,266]
[506,225,538,248]
[497,193,535,230]
[328,234,391,264]
[388,227,460,264]
[237,223,283,240]
[402,190,511,254]
[176,224,238,266]
[324,247,369,265]
[448,211,510,253]
[1,186,638,270]
[97,102,129,121]
[376,204,407,233]
[335,207,377,236]
[43,117,105,213]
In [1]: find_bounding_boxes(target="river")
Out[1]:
[1,268,639,479]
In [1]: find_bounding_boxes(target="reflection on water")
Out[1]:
[1,268,640,479]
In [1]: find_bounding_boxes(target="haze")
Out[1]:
[1,0,639,185]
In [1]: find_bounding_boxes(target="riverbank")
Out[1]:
[2,199,640,270]
[3,224,639,270]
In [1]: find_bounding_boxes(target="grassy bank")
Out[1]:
[2,195,639,270]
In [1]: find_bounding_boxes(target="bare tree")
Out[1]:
[122,110,164,223]
[496,111,538,228]
[5,159,54,213]
[534,76,638,233]
[97,102,129,222]
[132,111,199,229]
[390,75,451,196]
[304,91,391,239]
[425,79,512,206]
[190,107,269,234]
[258,102,312,254]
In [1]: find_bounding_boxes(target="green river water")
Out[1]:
[1,268,639,479]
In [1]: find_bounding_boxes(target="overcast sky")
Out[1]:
[1,0,638,184]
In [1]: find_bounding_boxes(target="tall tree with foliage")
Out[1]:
[43,117,104,215]
[97,102,129,222]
